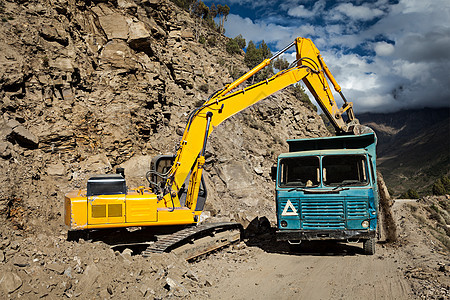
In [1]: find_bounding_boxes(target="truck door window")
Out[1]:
[279,157,320,188]
[322,155,368,187]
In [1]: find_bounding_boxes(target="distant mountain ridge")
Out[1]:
[359,107,450,196]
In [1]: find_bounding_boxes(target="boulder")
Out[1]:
[49,57,74,72]
[47,162,66,176]
[127,20,152,52]
[75,264,100,295]
[0,272,23,294]
[7,121,39,149]
[39,24,69,46]
[79,153,112,177]
[100,40,138,71]
[98,13,128,40]
[118,155,152,180]
[0,141,12,158]
[216,162,254,198]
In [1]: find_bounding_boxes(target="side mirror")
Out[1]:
[270,165,277,181]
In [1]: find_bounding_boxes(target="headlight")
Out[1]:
[361,220,369,228]
[281,220,288,227]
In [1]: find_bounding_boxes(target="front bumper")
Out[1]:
[276,229,375,241]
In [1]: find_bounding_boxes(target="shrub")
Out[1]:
[226,39,240,55]
[234,34,246,49]
[401,189,419,199]
[432,175,450,195]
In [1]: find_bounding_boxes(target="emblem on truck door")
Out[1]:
[281,200,298,216]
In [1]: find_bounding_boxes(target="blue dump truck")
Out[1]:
[273,132,378,255]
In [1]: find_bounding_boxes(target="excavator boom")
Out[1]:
[164,37,358,210]
[65,37,360,233]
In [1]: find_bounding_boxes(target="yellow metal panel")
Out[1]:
[157,208,195,224]
[64,193,88,230]
[108,204,123,217]
[92,204,106,218]
[87,195,125,225]
[125,194,158,223]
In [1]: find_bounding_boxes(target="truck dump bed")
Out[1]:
[287,132,376,155]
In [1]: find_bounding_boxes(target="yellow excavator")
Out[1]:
[64,37,363,254]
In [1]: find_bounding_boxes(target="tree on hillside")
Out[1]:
[259,40,272,60]
[234,34,246,49]
[244,40,274,81]
[226,35,246,55]
[244,41,260,69]
[191,0,209,19]
[217,4,230,33]
[273,57,289,70]
[226,39,240,54]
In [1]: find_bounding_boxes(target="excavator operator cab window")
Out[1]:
[279,156,320,188]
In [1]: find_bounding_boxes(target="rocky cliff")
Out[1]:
[0,0,329,233]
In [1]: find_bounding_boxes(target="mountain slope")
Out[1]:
[359,107,450,195]
[0,0,329,233]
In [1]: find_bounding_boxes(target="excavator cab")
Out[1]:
[149,155,207,211]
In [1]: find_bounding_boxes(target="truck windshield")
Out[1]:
[322,155,368,187]
[279,157,320,188]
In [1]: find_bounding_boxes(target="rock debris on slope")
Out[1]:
[0,0,329,298]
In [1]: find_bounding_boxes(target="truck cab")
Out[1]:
[274,132,378,254]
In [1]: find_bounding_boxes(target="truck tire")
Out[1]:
[363,238,375,255]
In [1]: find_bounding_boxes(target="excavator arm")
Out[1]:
[65,37,361,233]
[160,37,359,212]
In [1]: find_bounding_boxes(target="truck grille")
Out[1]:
[278,197,369,230]
[346,199,368,219]
[301,199,345,229]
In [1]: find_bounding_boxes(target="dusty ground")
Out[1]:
[191,198,449,300]
[0,196,448,299]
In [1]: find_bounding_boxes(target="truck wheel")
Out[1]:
[363,238,375,255]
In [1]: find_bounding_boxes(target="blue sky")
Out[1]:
[204,0,450,113]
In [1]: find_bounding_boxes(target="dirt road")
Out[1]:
[194,241,411,299]
[191,198,449,300]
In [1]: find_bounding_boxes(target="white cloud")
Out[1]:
[288,0,325,19]
[222,0,450,112]
[374,42,394,56]
[223,14,298,50]
[334,3,384,21]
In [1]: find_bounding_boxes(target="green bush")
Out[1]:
[401,189,420,199]
[226,39,240,55]
[234,34,246,49]
[432,175,450,195]
[199,35,206,44]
